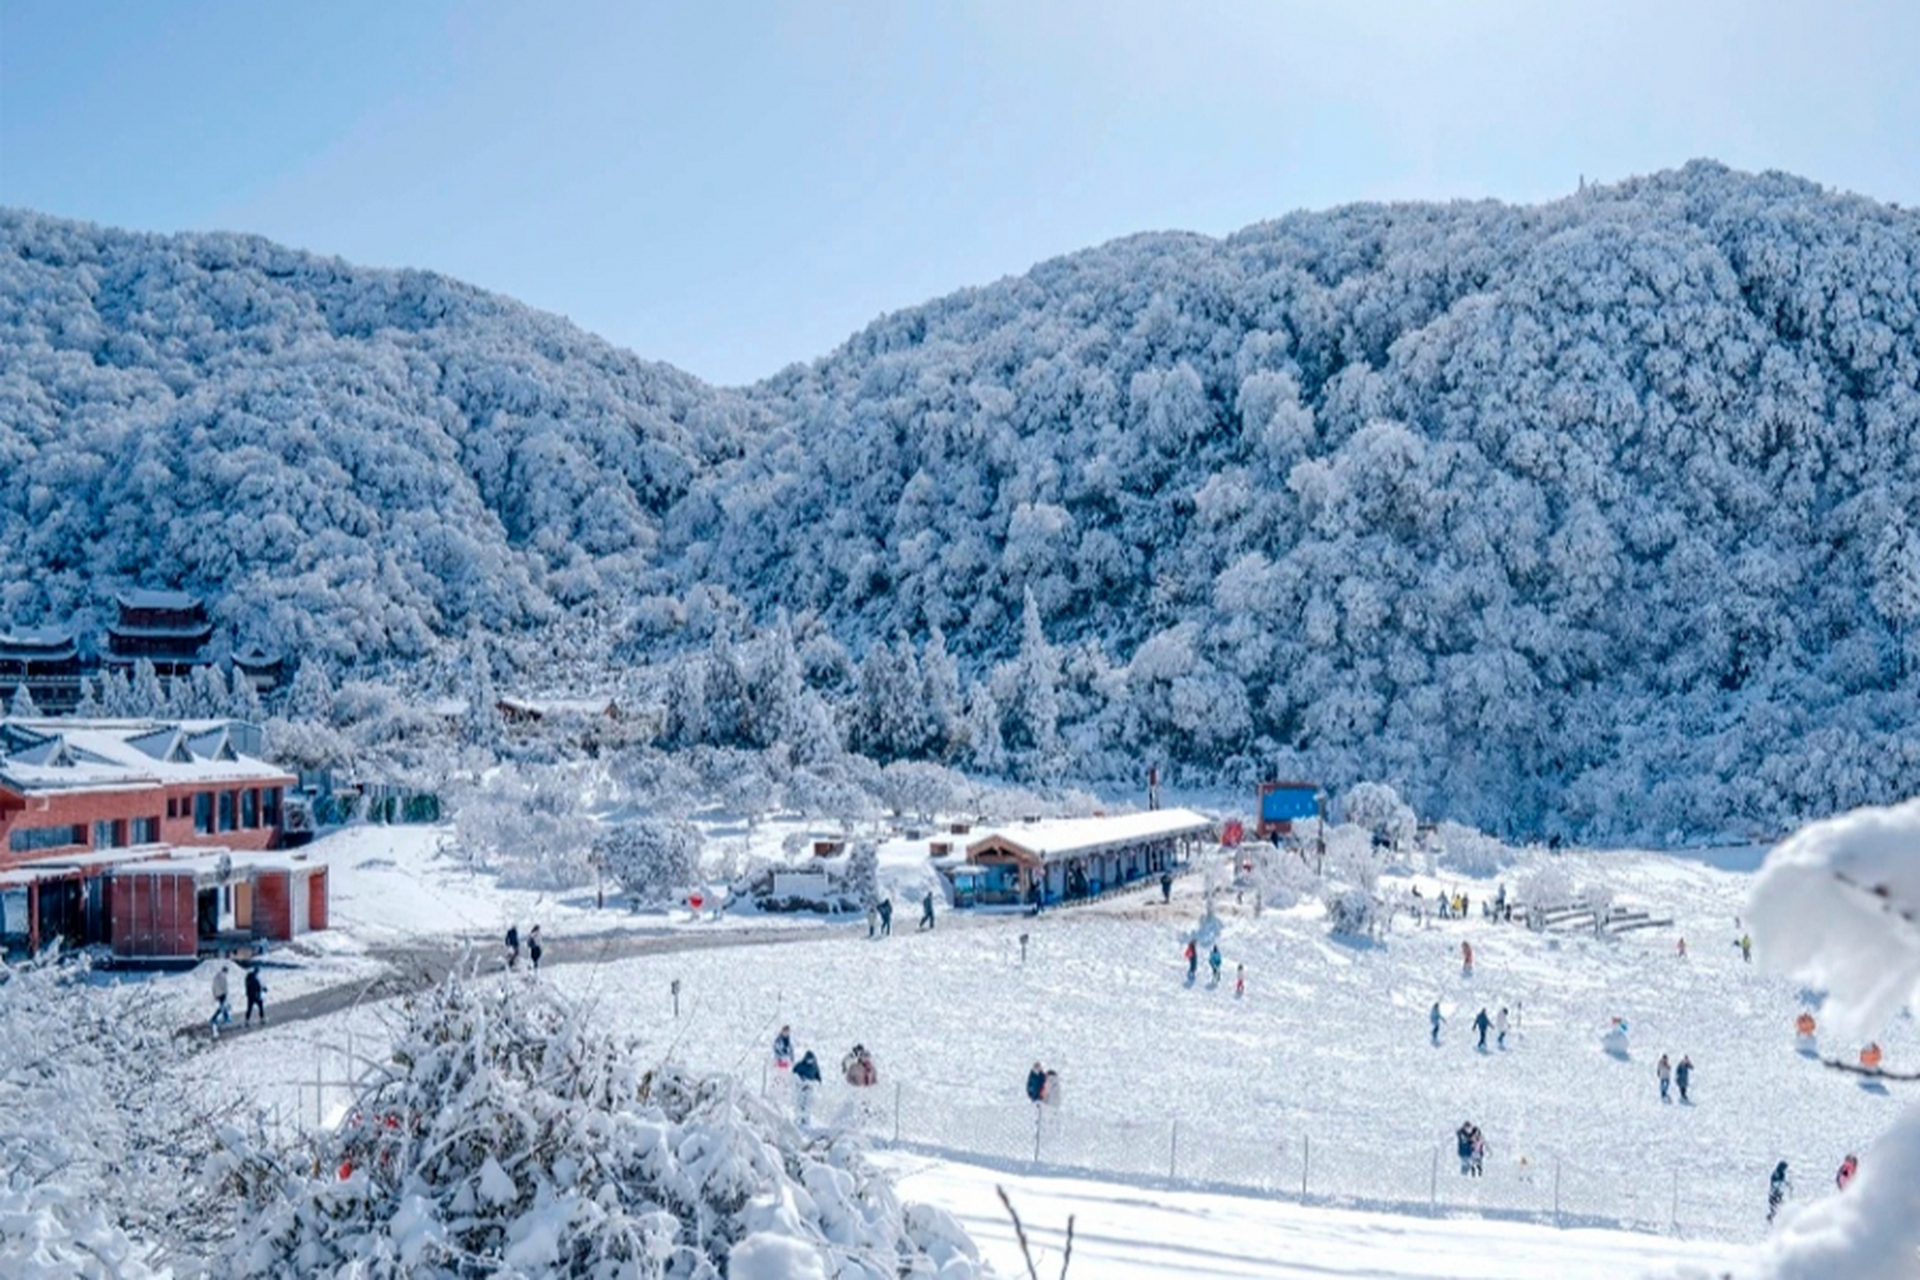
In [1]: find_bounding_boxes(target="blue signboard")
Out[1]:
[1260,786,1320,823]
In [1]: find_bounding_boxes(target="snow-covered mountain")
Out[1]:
[8,160,1920,839]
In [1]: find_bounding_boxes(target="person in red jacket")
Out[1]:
[1836,1154,1858,1190]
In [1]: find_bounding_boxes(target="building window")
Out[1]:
[9,824,84,853]
[92,819,129,849]
[132,816,159,844]
[194,791,213,834]
[263,787,281,828]
[242,788,260,829]
[218,790,236,832]
[166,797,178,820]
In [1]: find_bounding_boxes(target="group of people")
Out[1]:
[1469,1006,1510,1051]
[865,892,940,937]
[1654,1052,1696,1103]
[504,923,543,970]
[1765,1154,1861,1224]
[771,1024,882,1123]
[208,960,268,1033]
[1025,1061,1061,1106]
[1181,939,1243,994]
[1454,1121,1487,1175]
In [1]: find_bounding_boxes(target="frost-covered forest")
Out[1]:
[8,161,1920,840]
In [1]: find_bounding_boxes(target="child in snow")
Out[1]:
[1184,939,1198,982]
[1234,963,1245,998]
[792,1051,821,1122]
[1043,1070,1061,1106]
[1657,1053,1672,1102]
[773,1025,794,1070]
[1767,1161,1790,1222]
[1495,1006,1509,1049]
[1208,944,1223,985]
[1675,1055,1693,1103]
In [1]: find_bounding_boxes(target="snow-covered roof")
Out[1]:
[0,718,292,795]
[115,588,201,611]
[967,808,1214,863]
[0,625,77,652]
[497,695,617,718]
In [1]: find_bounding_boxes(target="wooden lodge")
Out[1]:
[963,808,1214,907]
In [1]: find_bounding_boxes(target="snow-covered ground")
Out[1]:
[876,1152,1749,1279]
[193,822,1910,1270]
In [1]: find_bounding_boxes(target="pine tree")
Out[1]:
[8,682,38,717]
[964,683,1005,775]
[921,625,962,760]
[1008,590,1061,772]
[131,659,167,717]
[286,659,337,724]
[74,676,101,717]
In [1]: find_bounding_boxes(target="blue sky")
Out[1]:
[2,0,1916,386]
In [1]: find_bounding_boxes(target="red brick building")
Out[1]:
[0,718,303,958]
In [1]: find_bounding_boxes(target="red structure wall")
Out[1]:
[0,781,291,872]
[307,867,328,932]
[108,871,197,960]
[253,870,291,942]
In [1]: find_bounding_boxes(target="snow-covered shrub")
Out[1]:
[597,816,703,907]
[215,976,983,1280]
[1581,881,1616,933]
[1516,863,1576,915]
[1430,821,1515,877]
[1320,823,1385,894]
[1322,884,1382,939]
[451,763,598,889]
[1238,841,1318,912]
[0,957,196,1279]
[1341,781,1417,850]
[845,841,880,908]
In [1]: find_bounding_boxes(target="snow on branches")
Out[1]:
[216,975,984,1279]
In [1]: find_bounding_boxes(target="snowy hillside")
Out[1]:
[12,161,1920,837]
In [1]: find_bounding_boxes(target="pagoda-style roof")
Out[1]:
[232,642,283,670]
[115,589,203,613]
[0,626,78,659]
[106,619,215,641]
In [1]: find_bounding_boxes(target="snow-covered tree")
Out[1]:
[7,682,37,717]
[130,659,166,718]
[595,816,702,907]
[215,977,983,1279]
[284,659,336,725]
[1341,781,1417,850]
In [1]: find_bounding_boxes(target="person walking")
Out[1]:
[1657,1053,1672,1103]
[919,891,935,931]
[505,924,520,970]
[1767,1161,1790,1223]
[866,902,878,939]
[1430,1001,1445,1045]
[1739,933,1753,963]
[1234,963,1246,998]
[792,1050,821,1123]
[1836,1154,1858,1190]
[1469,1125,1486,1176]
[1160,870,1173,903]
[243,965,267,1025]
[1461,940,1474,976]
[773,1025,794,1070]
[1455,1121,1477,1175]
[1026,1061,1047,1105]
[1495,1006,1509,1050]
[527,924,543,971]
[878,898,893,937]
[1207,943,1223,986]
[1675,1054,1693,1103]
[1473,1007,1492,1051]
[209,963,232,1031]
[1184,939,1198,983]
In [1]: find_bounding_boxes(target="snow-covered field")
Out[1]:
[196,823,1910,1273]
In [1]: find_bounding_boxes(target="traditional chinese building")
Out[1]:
[104,590,213,678]
[0,626,86,713]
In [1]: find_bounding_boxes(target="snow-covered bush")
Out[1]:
[1340,782,1417,850]
[1322,884,1382,940]
[214,976,984,1279]
[0,957,197,1279]
[451,763,599,889]
[1320,824,1386,895]
[1238,841,1318,912]
[1430,821,1515,877]
[597,817,703,907]
[1516,864,1576,916]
